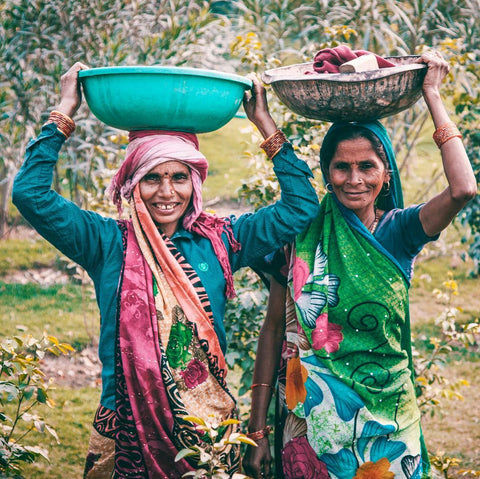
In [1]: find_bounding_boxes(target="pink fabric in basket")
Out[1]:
[309,45,395,74]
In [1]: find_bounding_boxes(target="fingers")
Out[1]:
[417,50,449,71]
[61,62,89,82]
[57,62,90,118]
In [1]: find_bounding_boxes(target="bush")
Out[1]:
[0,334,74,478]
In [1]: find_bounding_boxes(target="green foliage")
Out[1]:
[0,333,74,478]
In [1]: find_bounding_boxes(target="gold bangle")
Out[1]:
[246,425,272,441]
[44,110,76,139]
[433,121,462,149]
[260,129,288,159]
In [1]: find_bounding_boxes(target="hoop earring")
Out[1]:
[383,180,390,192]
[326,183,333,193]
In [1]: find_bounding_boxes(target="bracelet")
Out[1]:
[260,129,287,159]
[246,425,273,441]
[45,110,76,139]
[433,121,462,149]
[251,383,274,391]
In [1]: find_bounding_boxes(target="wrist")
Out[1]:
[254,115,277,139]
[246,425,273,441]
[56,102,78,119]
[248,420,267,432]
[433,121,462,148]
[44,110,76,139]
[260,130,288,159]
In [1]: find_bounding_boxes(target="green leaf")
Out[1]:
[45,424,60,444]
[24,445,50,462]
[23,386,35,401]
[0,382,20,402]
[36,387,47,404]
[174,448,198,461]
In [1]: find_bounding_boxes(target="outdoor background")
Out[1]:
[1,1,479,478]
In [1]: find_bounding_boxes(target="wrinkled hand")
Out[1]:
[57,62,89,118]
[243,438,273,479]
[243,73,277,139]
[416,50,449,98]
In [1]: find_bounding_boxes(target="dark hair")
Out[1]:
[320,124,390,180]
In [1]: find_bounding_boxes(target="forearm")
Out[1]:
[231,144,319,269]
[424,90,476,200]
[248,329,283,431]
[249,279,286,432]
[12,124,107,271]
[419,91,477,235]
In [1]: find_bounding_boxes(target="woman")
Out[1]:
[244,51,476,479]
[12,63,319,478]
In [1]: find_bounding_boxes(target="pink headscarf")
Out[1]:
[109,130,208,229]
[109,130,240,298]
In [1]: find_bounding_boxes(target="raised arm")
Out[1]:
[229,76,319,270]
[11,62,121,274]
[243,277,287,479]
[417,51,477,237]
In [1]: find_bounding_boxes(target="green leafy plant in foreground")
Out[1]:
[0,334,74,478]
[175,415,254,478]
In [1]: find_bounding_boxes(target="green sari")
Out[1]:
[279,121,430,479]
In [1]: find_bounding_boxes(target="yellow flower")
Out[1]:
[354,458,394,479]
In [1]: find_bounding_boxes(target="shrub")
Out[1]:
[0,333,74,478]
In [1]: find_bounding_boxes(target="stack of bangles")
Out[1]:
[44,110,76,139]
[433,121,462,149]
[260,129,288,159]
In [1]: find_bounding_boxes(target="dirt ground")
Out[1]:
[40,345,102,388]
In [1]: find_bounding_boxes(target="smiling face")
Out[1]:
[139,161,193,237]
[328,137,390,220]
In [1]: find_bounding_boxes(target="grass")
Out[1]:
[199,117,254,202]
[0,281,98,350]
[0,238,59,275]
[422,361,480,472]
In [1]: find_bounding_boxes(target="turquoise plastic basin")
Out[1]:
[79,66,252,133]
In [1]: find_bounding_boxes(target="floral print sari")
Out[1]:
[113,188,239,477]
[278,192,430,479]
[277,121,430,479]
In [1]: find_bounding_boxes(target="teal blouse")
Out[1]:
[12,123,319,410]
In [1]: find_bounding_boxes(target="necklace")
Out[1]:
[367,207,380,234]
